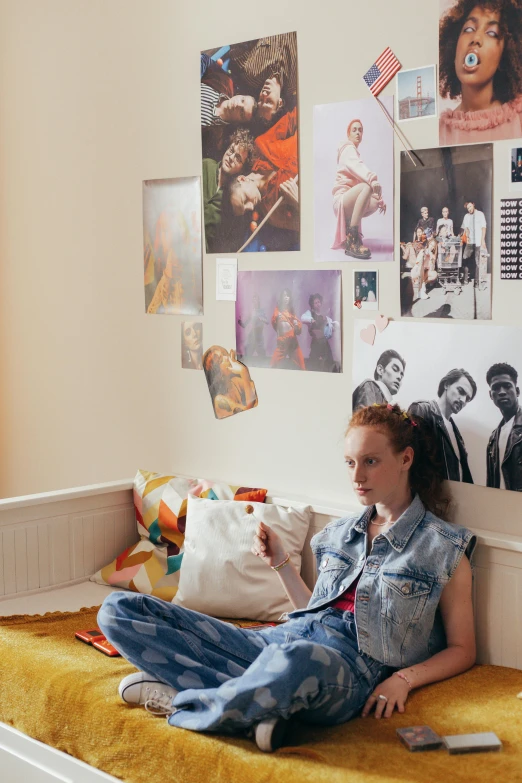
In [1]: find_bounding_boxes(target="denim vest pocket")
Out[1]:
[314,552,356,598]
[381,571,432,627]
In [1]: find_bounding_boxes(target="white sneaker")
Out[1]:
[119,671,178,714]
[254,716,288,752]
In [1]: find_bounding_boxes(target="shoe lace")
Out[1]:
[143,687,175,716]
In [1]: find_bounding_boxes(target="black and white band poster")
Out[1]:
[500,199,522,280]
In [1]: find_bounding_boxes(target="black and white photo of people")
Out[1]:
[353,320,522,492]
[400,143,492,320]
[201,32,299,254]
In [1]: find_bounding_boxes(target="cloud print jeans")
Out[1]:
[98,592,388,733]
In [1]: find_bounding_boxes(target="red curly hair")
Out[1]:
[439,0,522,103]
[346,404,450,519]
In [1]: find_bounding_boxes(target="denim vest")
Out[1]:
[289,494,476,669]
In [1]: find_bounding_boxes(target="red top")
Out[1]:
[330,574,361,613]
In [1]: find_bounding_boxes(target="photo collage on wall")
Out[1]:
[136,3,522,493]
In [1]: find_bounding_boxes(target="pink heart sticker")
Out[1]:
[360,324,376,345]
[375,314,389,333]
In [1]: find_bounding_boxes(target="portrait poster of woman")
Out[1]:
[143,177,203,315]
[313,97,394,264]
[200,32,299,254]
[439,0,522,145]
[181,322,203,370]
[236,270,342,373]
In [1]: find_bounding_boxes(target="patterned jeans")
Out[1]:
[97,592,388,734]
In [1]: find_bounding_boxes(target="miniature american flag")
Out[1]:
[363,48,401,96]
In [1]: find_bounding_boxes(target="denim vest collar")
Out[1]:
[352,493,426,552]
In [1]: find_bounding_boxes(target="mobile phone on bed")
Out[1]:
[442,732,502,754]
[92,638,121,657]
[75,629,106,644]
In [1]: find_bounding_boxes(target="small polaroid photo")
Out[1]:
[353,270,378,311]
[510,147,522,192]
[396,65,437,122]
[396,726,443,752]
[216,257,237,301]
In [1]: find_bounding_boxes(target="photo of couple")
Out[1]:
[201,32,299,254]
[353,320,522,492]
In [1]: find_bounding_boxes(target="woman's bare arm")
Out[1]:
[362,555,475,719]
[399,554,476,689]
[252,521,312,610]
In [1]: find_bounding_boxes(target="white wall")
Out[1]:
[1,0,521,536]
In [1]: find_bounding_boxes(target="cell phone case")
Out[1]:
[396,726,443,751]
[75,629,106,644]
[92,639,121,657]
[442,732,502,754]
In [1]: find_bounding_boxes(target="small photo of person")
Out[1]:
[510,148,522,192]
[314,97,394,264]
[397,66,437,121]
[200,32,299,254]
[181,322,203,370]
[400,143,492,320]
[353,271,378,310]
[202,346,258,420]
[439,0,522,145]
[236,270,342,373]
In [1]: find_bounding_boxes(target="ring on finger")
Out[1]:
[377,694,388,702]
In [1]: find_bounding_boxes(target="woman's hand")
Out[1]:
[251,521,287,568]
[361,674,410,719]
[371,181,382,198]
[378,202,386,215]
[280,178,299,208]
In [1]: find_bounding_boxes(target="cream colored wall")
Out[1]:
[0,0,521,535]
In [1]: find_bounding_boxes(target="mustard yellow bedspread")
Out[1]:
[1,607,521,783]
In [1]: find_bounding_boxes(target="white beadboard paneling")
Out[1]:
[104,512,115,566]
[14,528,28,594]
[2,530,16,596]
[71,516,85,580]
[37,524,51,589]
[26,527,40,592]
[124,507,136,545]
[82,515,95,577]
[93,512,107,573]
[114,509,126,556]
[50,517,71,586]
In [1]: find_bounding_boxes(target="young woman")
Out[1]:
[97,404,476,753]
[439,0,522,144]
[331,119,386,260]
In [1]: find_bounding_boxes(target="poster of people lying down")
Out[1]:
[201,32,299,254]
[236,270,341,372]
[400,143,492,320]
[353,320,522,492]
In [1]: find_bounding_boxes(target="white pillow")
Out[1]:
[173,496,311,622]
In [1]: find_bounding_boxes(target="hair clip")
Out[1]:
[386,403,393,410]
[411,420,418,427]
